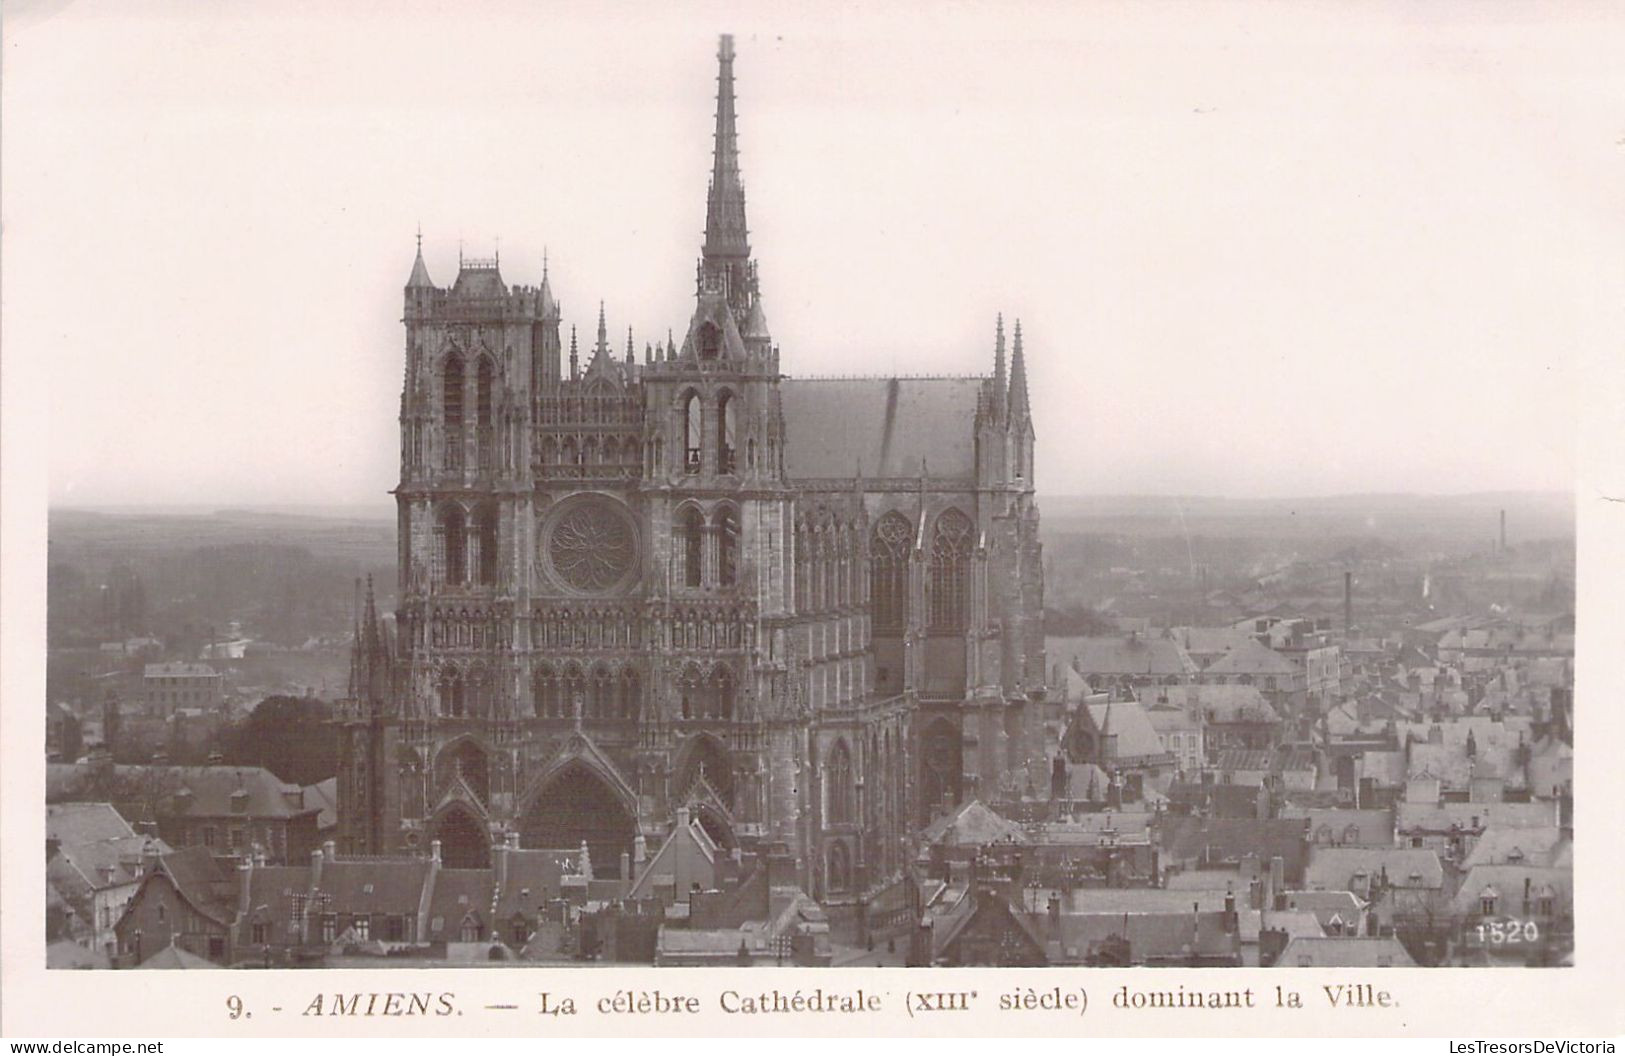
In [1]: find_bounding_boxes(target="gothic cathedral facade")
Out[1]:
[337,35,1046,903]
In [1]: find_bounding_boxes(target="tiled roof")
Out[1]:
[1394,800,1556,833]
[779,377,984,480]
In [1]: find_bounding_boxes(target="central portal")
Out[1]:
[518,762,637,878]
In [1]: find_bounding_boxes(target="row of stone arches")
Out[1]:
[534,608,643,651]
[531,662,642,720]
[426,735,738,874]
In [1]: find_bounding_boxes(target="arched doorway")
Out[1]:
[518,763,637,878]
[432,807,490,869]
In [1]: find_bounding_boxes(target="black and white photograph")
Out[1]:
[3,0,1623,1042]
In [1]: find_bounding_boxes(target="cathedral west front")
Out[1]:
[336,35,1046,907]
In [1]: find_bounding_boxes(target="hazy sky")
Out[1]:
[6,1,1621,508]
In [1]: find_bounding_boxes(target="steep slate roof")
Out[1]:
[1450,864,1571,916]
[1037,909,1237,964]
[302,779,338,831]
[427,868,496,939]
[1053,635,1195,678]
[140,942,218,969]
[1158,817,1311,881]
[1203,640,1298,677]
[1084,701,1167,760]
[1276,936,1415,967]
[780,377,983,480]
[48,802,140,845]
[155,845,236,924]
[1149,684,1278,723]
[313,859,433,916]
[627,815,720,900]
[921,800,1026,848]
[48,764,318,821]
[493,847,581,917]
[1461,827,1569,869]
[1304,847,1444,892]
[1281,808,1395,848]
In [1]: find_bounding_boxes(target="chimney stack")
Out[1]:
[1344,571,1353,638]
[1500,508,1507,552]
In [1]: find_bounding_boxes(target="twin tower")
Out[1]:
[338,35,1047,907]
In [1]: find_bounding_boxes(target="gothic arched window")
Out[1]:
[927,508,972,633]
[476,355,494,426]
[442,354,465,470]
[439,666,465,718]
[532,664,557,717]
[871,512,912,633]
[715,505,739,587]
[437,505,467,586]
[679,506,705,588]
[620,668,641,720]
[590,665,613,719]
[473,503,498,586]
[826,739,855,825]
[679,664,703,720]
[682,392,702,474]
[717,392,737,474]
[712,664,736,721]
[563,664,586,720]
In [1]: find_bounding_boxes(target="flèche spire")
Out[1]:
[703,34,750,269]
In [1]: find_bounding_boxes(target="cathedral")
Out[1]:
[337,35,1046,905]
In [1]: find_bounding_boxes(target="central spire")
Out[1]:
[702,34,750,273]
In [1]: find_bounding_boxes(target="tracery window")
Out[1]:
[442,354,464,470]
[620,668,641,720]
[679,506,705,588]
[436,505,467,586]
[439,666,465,718]
[927,508,972,633]
[871,512,912,633]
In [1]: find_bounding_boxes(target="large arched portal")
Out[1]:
[518,763,637,878]
[431,807,491,869]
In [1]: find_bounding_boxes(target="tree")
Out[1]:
[221,696,338,785]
